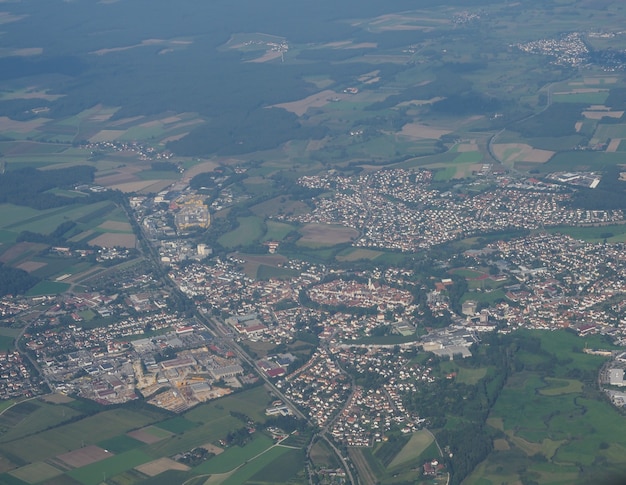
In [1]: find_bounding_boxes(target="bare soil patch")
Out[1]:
[184,160,220,179]
[16,261,47,272]
[607,138,622,152]
[0,243,45,264]
[98,221,132,232]
[41,394,75,404]
[575,121,583,132]
[135,457,189,477]
[88,233,137,249]
[201,443,224,455]
[494,438,510,451]
[583,110,623,120]
[0,117,48,133]
[273,90,347,116]
[56,445,111,468]
[399,122,451,139]
[299,223,359,245]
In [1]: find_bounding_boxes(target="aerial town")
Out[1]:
[1,161,626,453]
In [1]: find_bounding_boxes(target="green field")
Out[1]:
[466,330,626,484]
[546,224,626,243]
[192,434,274,474]
[25,281,70,296]
[0,408,163,463]
[0,401,84,443]
[155,417,198,434]
[552,92,609,104]
[67,449,152,485]
[388,430,434,470]
[217,216,264,249]
[225,446,299,485]
[261,220,296,242]
[97,435,144,454]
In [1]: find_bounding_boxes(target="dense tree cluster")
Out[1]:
[0,166,95,209]
[0,263,39,297]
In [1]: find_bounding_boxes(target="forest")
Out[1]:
[0,166,121,210]
[0,263,39,298]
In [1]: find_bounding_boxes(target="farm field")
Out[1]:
[0,387,287,484]
[465,330,626,485]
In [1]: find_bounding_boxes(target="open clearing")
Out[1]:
[135,457,189,476]
[56,445,112,468]
[273,90,348,116]
[399,122,451,139]
[298,223,359,246]
[493,143,554,163]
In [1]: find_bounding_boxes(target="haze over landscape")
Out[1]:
[2,0,626,484]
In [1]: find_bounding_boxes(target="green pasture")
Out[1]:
[4,201,114,235]
[148,387,272,457]
[439,363,489,385]
[544,148,626,171]
[25,281,70,296]
[546,224,626,243]
[335,247,383,262]
[192,434,273,474]
[552,92,609,104]
[593,123,626,140]
[261,220,295,242]
[0,402,84,443]
[97,435,143,454]
[218,216,264,249]
[155,417,197,434]
[523,134,585,151]
[309,439,339,469]
[433,166,456,181]
[476,329,626,482]
[0,408,162,463]
[0,205,50,229]
[539,377,583,396]
[453,151,482,164]
[226,446,300,485]
[460,289,507,305]
[451,268,485,279]
[136,170,181,181]
[0,336,14,352]
[67,449,152,485]
[9,461,63,484]
[388,430,434,470]
[0,230,17,244]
